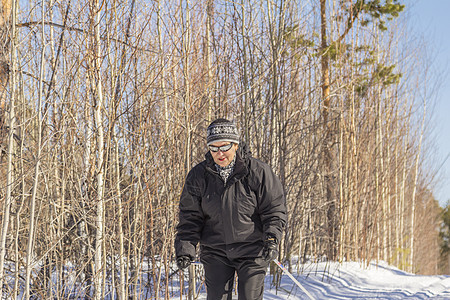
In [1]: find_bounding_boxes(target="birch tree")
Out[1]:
[88,0,106,297]
[0,0,13,297]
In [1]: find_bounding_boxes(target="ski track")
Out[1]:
[171,261,450,299]
[263,261,450,299]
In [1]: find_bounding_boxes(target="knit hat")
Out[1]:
[206,118,240,146]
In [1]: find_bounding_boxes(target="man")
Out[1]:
[175,118,287,300]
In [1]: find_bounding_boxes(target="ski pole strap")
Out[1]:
[273,259,315,300]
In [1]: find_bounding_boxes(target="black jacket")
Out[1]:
[175,142,287,260]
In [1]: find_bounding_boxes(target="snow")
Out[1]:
[173,260,450,299]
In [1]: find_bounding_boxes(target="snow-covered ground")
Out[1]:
[175,260,450,299]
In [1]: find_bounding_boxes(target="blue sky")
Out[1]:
[408,0,450,207]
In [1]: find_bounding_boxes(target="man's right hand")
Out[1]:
[176,256,192,269]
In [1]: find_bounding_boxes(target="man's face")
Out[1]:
[209,141,239,167]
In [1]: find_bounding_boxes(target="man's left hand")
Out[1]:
[262,235,278,261]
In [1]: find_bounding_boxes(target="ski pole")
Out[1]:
[168,261,203,279]
[273,259,315,300]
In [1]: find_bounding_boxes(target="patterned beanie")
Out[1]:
[206,118,240,146]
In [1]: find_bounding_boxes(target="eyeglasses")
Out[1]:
[209,143,233,153]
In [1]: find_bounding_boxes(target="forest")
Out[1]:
[0,0,448,299]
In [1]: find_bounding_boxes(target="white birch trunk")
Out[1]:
[114,135,126,300]
[25,8,46,296]
[409,99,426,272]
[92,0,105,298]
[0,1,15,297]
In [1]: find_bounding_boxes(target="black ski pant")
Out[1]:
[200,253,269,300]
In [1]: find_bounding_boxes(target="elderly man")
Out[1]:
[175,118,287,300]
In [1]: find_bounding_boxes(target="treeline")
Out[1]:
[0,0,444,299]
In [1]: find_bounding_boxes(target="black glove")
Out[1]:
[262,235,279,262]
[176,255,192,270]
